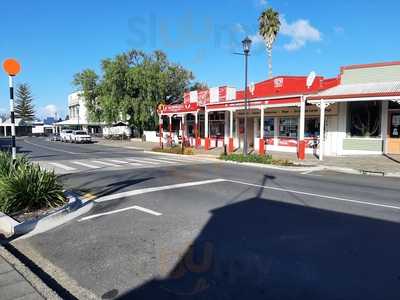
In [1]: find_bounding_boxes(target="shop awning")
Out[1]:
[307,81,400,102]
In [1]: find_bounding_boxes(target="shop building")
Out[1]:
[158,61,400,160]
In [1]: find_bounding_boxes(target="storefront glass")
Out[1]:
[209,112,225,137]
[305,118,320,137]
[264,118,275,137]
[347,101,381,137]
[279,117,298,138]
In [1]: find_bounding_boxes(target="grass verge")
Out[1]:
[152,146,195,155]
[219,153,294,166]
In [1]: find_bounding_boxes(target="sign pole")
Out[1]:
[3,59,21,161]
[9,75,16,160]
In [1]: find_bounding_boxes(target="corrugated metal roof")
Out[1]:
[308,81,400,100]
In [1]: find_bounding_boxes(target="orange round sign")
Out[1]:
[3,59,21,76]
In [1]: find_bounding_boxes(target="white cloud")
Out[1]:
[280,16,321,51]
[43,104,58,117]
[249,33,264,45]
[259,0,268,6]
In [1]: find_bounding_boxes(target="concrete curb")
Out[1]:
[219,159,323,172]
[0,193,93,239]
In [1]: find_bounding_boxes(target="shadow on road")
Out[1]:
[113,182,400,299]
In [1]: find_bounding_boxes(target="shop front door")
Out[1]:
[387,112,400,154]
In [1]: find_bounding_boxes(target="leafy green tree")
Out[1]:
[15,83,35,121]
[73,49,195,135]
[190,82,208,91]
[259,8,281,78]
[73,69,101,122]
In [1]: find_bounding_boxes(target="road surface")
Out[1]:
[10,137,400,300]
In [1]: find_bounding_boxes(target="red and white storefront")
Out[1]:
[158,75,339,160]
[158,61,400,160]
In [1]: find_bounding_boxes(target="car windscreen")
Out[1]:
[75,131,88,135]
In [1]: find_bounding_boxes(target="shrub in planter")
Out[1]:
[0,151,28,177]
[0,153,66,214]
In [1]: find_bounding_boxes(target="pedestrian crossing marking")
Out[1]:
[91,160,121,167]
[72,161,100,169]
[107,159,130,165]
[48,162,77,171]
[126,158,158,164]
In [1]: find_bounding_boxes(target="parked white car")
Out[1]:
[60,130,73,142]
[71,130,92,143]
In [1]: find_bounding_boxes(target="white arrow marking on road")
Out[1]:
[72,161,100,169]
[78,205,162,222]
[48,162,77,171]
[95,178,226,203]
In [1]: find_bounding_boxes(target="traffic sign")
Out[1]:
[3,59,21,76]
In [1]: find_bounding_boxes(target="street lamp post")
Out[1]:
[242,37,252,155]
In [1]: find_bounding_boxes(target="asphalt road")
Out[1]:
[10,137,400,299]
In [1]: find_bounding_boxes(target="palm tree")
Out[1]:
[259,8,281,79]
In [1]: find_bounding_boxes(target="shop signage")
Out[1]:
[265,104,338,117]
[274,77,284,88]
[161,103,198,114]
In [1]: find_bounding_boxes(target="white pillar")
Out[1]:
[319,100,326,161]
[204,110,209,138]
[260,106,264,139]
[229,110,233,138]
[299,98,305,141]
[381,100,388,154]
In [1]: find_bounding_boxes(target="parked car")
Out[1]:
[49,133,61,141]
[60,130,73,142]
[71,130,92,143]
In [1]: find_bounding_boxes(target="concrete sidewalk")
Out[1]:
[0,250,44,300]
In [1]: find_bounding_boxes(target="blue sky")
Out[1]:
[1,0,400,119]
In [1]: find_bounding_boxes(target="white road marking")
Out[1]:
[228,179,400,211]
[23,139,78,155]
[301,170,315,175]
[107,159,130,164]
[48,162,77,171]
[142,158,175,164]
[72,161,100,169]
[91,160,121,167]
[126,158,158,164]
[95,178,226,203]
[78,205,162,222]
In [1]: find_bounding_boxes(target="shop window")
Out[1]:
[279,117,298,138]
[389,101,400,110]
[347,101,381,137]
[305,118,320,137]
[209,112,225,137]
[264,118,275,137]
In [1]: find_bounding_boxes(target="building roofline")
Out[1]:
[340,61,400,73]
